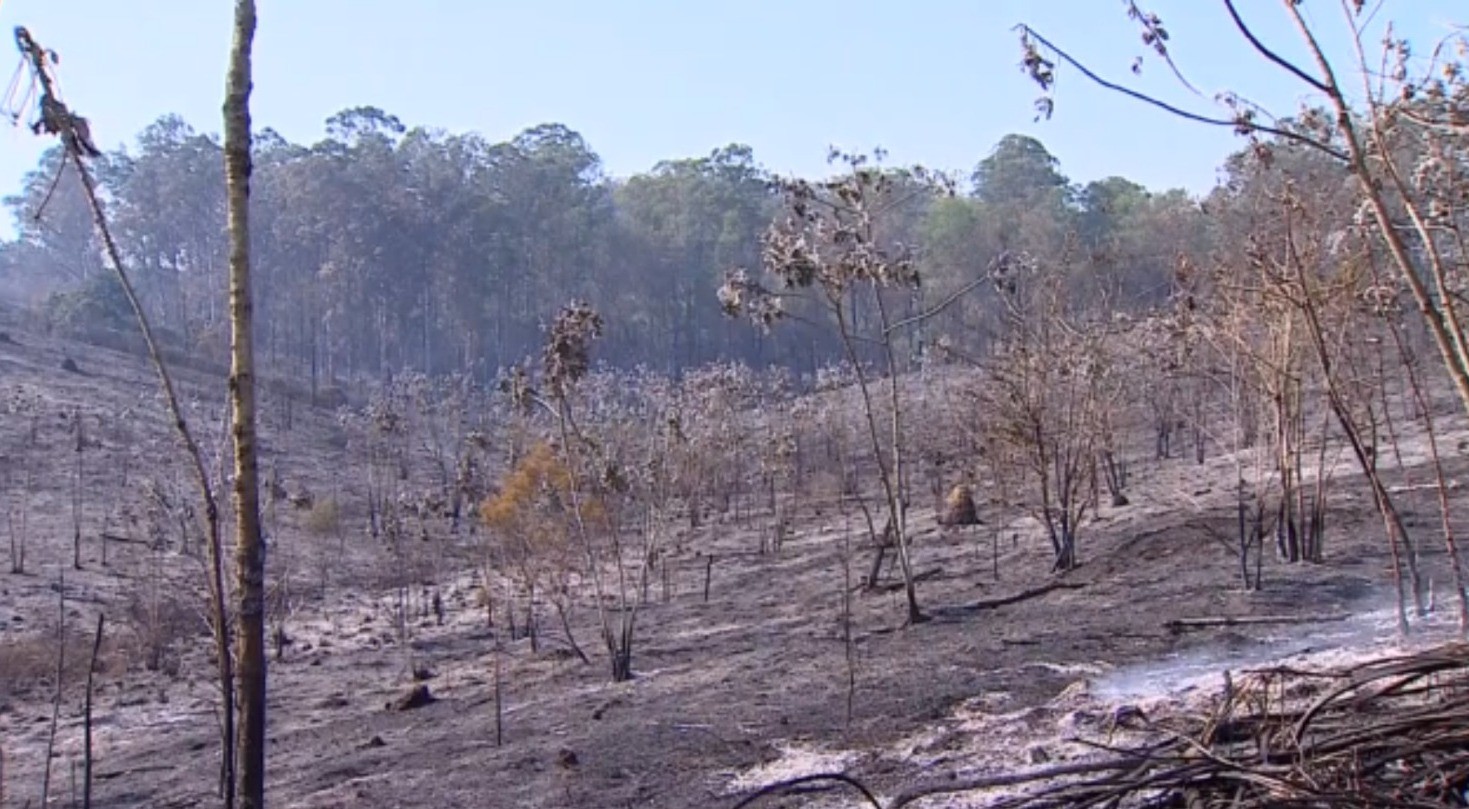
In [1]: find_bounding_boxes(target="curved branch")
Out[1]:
[728,772,883,809]
[889,757,1140,808]
[1222,0,1332,94]
[1013,24,1348,162]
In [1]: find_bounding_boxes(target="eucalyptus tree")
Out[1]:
[104,115,228,346]
[614,144,776,369]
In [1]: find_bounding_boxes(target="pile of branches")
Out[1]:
[733,643,1469,808]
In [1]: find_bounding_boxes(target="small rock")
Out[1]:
[364,734,386,748]
[556,748,579,769]
[60,357,80,374]
[1028,746,1051,764]
[316,694,350,710]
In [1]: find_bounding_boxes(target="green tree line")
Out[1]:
[0,107,1209,383]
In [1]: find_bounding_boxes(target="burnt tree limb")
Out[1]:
[1165,613,1351,633]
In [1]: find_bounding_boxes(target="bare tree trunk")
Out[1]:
[553,597,590,664]
[835,298,923,623]
[83,613,104,809]
[72,411,84,570]
[1387,311,1469,633]
[41,570,64,808]
[224,3,266,807]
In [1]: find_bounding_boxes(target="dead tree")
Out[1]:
[13,26,238,803]
[720,151,975,623]
[224,2,266,806]
[1016,0,1469,633]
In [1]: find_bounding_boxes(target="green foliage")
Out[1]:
[972,134,1068,207]
[4,107,1224,376]
[44,272,132,335]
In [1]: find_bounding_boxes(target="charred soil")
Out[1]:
[0,324,1464,808]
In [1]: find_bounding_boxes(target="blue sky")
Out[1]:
[0,0,1461,232]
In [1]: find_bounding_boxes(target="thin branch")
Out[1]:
[13,28,240,802]
[1013,23,1349,162]
[1125,0,1205,97]
[1222,0,1333,94]
[32,154,67,221]
[883,274,989,337]
[872,185,940,219]
[1395,106,1469,136]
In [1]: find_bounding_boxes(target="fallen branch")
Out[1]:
[729,772,883,809]
[970,581,1087,611]
[1387,480,1461,495]
[1165,613,1350,633]
[100,533,150,546]
[729,642,1469,809]
[95,764,175,781]
[889,756,1155,809]
[868,567,945,593]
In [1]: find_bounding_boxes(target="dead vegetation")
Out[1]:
[0,631,109,700]
[3,310,1468,807]
[741,642,1469,809]
[0,3,1466,808]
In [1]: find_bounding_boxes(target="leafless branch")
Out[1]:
[1222,0,1332,94]
[1013,23,1349,161]
[883,275,989,338]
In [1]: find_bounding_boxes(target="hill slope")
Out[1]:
[0,321,1464,808]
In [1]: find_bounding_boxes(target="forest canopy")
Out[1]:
[0,108,1227,383]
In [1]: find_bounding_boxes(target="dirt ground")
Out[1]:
[1,323,1466,809]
